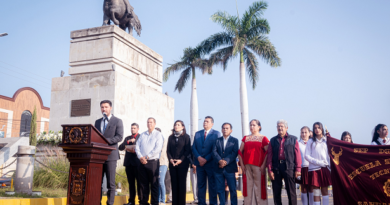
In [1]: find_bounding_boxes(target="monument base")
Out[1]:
[49,26,174,139]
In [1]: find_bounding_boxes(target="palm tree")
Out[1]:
[163,46,212,142]
[200,1,281,137]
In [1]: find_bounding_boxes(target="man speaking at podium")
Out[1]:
[95,100,124,205]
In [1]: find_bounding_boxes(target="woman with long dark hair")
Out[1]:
[304,122,331,205]
[371,124,389,145]
[340,131,353,143]
[166,120,191,205]
[297,126,312,205]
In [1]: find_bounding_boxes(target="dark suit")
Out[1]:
[119,134,142,204]
[192,129,221,205]
[167,133,191,205]
[212,136,239,205]
[95,115,124,205]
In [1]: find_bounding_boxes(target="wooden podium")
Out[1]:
[59,124,115,205]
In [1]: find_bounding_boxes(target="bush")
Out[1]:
[33,148,69,189]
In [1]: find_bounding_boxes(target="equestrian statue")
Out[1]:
[103,0,142,36]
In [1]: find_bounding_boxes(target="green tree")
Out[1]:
[29,106,37,146]
[163,46,212,141]
[200,1,281,136]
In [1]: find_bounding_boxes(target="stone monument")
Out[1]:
[49,25,174,139]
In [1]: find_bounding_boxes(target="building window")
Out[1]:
[20,110,32,137]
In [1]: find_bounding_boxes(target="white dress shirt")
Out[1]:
[135,129,164,160]
[223,135,230,149]
[298,139,309,168]
[304,136,330,172]
[371,137,390,145]
[100,114,112,133]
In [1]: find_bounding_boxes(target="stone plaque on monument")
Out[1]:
[71,99,91,117]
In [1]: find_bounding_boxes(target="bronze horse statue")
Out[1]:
[103,0,142,36]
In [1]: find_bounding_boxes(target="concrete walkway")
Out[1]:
[183,189,334,205]
[0,189,334,205]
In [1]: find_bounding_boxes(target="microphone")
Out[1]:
[103,112,109,122]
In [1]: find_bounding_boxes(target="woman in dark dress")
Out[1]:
[166,120,191,205]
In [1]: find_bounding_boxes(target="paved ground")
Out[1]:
[184,189,334,205]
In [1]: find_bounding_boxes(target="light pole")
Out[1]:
[0,33,8,37]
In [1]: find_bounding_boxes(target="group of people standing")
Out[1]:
[95,99,389,205]
[293,123,388,205]
[117,115,235,205]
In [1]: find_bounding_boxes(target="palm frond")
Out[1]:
[246,36,281,67]
[209,46,235,71]
[192,58,212,75]
[243,48,259,89]
[232,37,247,58]
[199,32,233,55]
[211,11,239,35]
[241,1,268,33]
[246,18,270,40]
[163,61,188,82]
[174,67,192,93]
[183,46,203,62]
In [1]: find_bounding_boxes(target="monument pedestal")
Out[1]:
[49,26,174,138]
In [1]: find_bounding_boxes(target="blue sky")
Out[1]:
[1,0,389,144]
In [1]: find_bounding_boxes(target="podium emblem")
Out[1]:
[64,126,89,144]
[70,168,86,204]
[384,179,390,197]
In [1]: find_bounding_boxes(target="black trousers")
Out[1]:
[138,159,160,205]
[101,160,117,205]
[126,165,142,204]
[271,162,297,205]
[170,167,188,205]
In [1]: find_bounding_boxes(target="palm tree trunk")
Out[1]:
[190,68,198,144]
[239,52,250,137]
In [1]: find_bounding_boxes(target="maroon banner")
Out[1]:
[327,136,390,205]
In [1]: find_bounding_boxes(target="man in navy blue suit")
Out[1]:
[192,116,221,205]
[212,123,239,205]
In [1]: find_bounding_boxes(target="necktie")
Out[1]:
[304,142,307,145]
[384,139,387,143]
[204,131,207,141]
[103,119,107,134]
